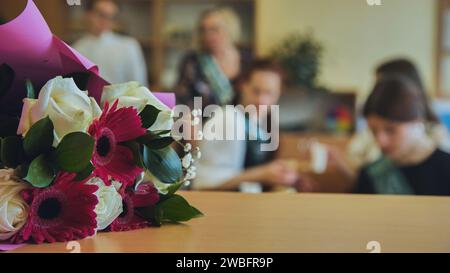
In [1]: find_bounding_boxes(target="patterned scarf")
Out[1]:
[198,54,234,105]
[366,157,415,195]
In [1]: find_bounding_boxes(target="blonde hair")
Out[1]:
[198,7,242,49]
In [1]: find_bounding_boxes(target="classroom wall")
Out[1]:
[256,0,438,98]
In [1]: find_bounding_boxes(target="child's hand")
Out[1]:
[295,173,315,192]
[258,160,300,187]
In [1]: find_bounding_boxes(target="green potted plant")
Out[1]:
[271,32,323,90]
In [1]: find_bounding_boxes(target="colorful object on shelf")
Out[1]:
[325,105,353,133]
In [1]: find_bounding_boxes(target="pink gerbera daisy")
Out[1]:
[12,173,98,244]
[88,100,146,187]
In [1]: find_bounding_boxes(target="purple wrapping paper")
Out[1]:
[0,243,25,252]
[0,0,175,251]
[0,0,175,116]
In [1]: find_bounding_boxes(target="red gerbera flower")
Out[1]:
[88,100,146,187]
[12,173,98,244]
[109,183,160,232]
[109,194,148,232]
[132,183,160,207]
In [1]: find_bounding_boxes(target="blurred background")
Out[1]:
[2,0,450,193]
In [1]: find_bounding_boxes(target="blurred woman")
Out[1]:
[354,75,450,195]
[175,7,252,109]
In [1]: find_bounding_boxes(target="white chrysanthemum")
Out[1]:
[87,177,123,231]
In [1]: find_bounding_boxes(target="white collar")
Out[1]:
[86,31,116,42]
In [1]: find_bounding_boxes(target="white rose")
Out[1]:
[0,169,29,241]
[101,82,174,131]
[87,177,123,231]
[17,76,102,145]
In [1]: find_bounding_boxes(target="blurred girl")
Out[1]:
[348,59,449,166]
[354,75,450,195]
[331,59,450,182]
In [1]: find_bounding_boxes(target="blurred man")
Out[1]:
[73,0,148,85]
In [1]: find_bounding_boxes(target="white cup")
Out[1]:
[310,142,328,174]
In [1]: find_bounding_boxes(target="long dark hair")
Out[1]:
[375,59,438,123]
[363,75,427,122]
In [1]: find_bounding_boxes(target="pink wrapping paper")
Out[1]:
[0,0,175,115]
[0,1,176,251]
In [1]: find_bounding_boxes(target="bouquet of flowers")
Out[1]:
[0,1,202,245]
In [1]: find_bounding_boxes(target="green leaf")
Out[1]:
[25,79,35,99]
[55,132,94,173]
[135,206,162,227]
[149,137,174,150]
[122,141,144,168]
[24,154,55,188]
[1,136,22,168]
[139,105,161,129]
[139,135,174,150]
[137,132,157,144]
[75,162,94,181]
[167,180,185,196]
[157,194,203,222]
[23,117,54,159]
[155,130,172,136]
[0,63,15,97]
[159,180,185,202]
[143,146,182,184]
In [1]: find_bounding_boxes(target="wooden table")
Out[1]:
[10,191,450,253]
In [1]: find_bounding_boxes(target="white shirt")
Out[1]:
[72,31,148,85]
[193,107,265,193]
